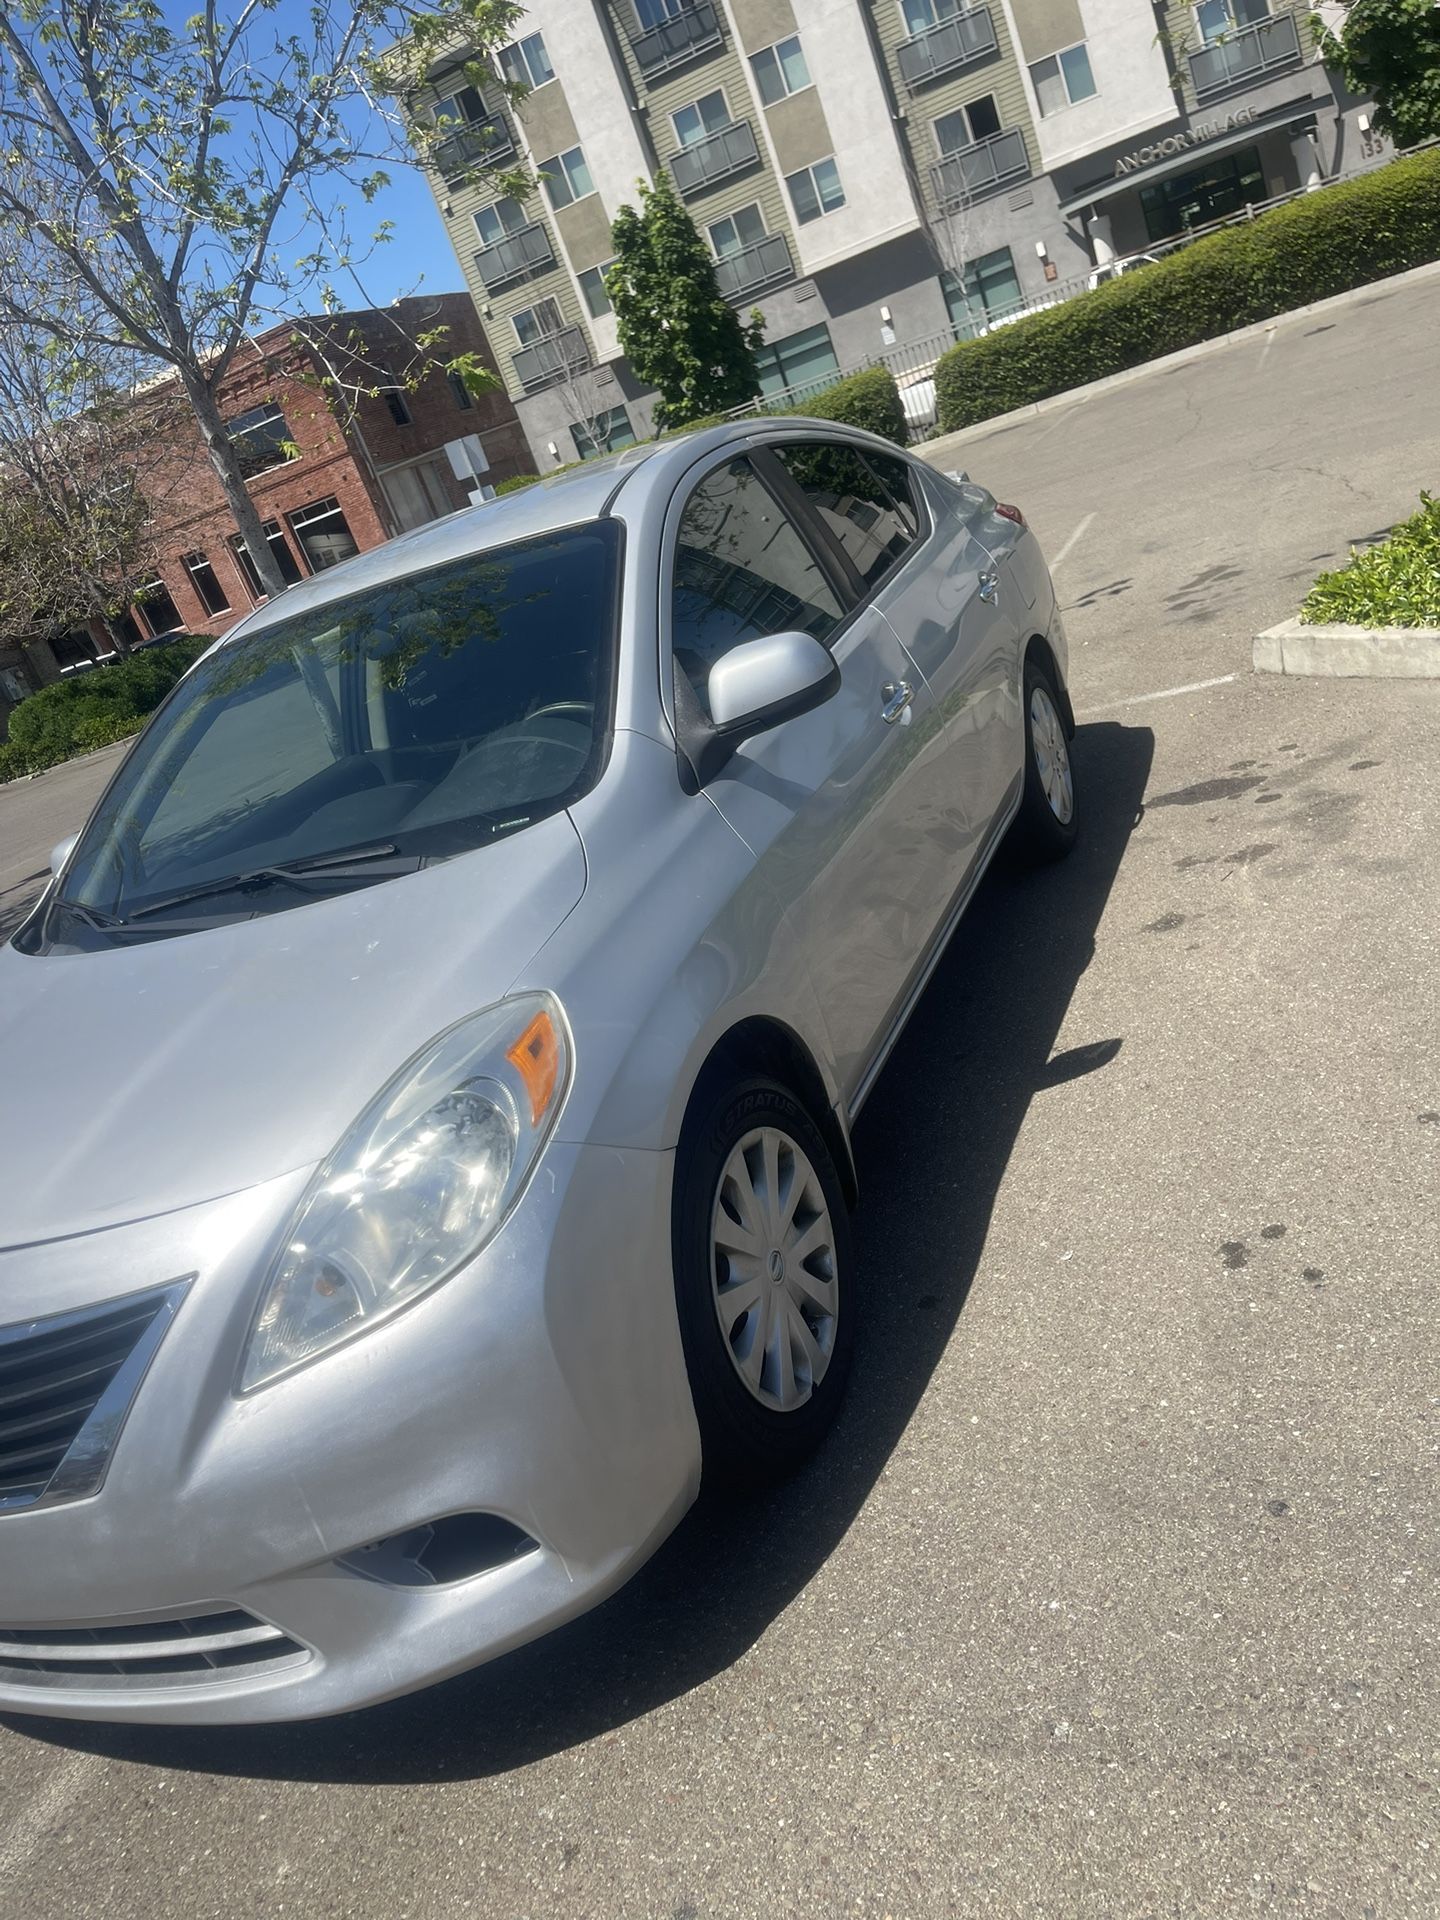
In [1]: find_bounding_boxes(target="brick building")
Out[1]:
[69,293,532,662]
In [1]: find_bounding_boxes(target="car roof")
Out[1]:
[215,416,898,643]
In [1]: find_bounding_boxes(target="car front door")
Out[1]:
[664,448,949,1104]
[768,439,1024,904]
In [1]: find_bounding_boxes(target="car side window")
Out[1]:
[771,442,921,590]
[671,455,845,721]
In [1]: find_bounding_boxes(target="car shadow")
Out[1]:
[12,719,1153,1786]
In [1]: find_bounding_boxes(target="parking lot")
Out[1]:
[1,271,1437,1918]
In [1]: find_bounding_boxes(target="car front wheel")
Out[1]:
[673,1075,854,1485]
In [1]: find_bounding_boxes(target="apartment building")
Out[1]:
[414,0,1376,461]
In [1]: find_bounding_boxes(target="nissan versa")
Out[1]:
[0,421,1078,1724]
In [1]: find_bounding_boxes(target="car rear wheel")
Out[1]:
[673,1075,854,1485]
[1012,654,1078,863]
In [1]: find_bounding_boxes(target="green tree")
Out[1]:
[0,1,519,598]
[1316,0,1440,147]
[608,173,764,430]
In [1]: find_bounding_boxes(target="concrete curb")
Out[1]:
[914,258,1440,459]
[1254,616,1440,678]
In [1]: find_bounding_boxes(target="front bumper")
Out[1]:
[0,1141,700,1724]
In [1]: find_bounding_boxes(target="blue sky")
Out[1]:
[335,168,470,309]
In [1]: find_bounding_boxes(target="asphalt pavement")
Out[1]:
[1,271,1438,1919]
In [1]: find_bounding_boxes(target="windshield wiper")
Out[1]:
[122,843,420,923]
[49,896,125,933]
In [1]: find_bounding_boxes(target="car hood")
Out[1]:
[0,811,587,1249]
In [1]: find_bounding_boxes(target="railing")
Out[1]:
[1189,12,1302,99]
[512,326,591,393]
[632,2,723,79]
[931,127,1029,207]
[433,113,516,180]
[671,119,759,196]
[897,6,997,91]
[473,222,554,293]
[714,232,794,301]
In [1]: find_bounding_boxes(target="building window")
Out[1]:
[225,402,296,479]
[474,197,529,247]
[635,0,690,26]
[435,84,485,128]
[513,298,565,346]
[381,458,457,532]
[709,203,767,257]
[942,247,1023,338]
[540,146,595,211]
[288,497,359,573]
[1139,143,1266,241]
[498,31,554,89]
[673,91,731,147]
[182,550,230,617]
[578,262,615,318]
[754,322,840,400]
[448,369,474,410]
[1195,0,1270,42]
[1029,42,1097,115]
[902,0,968,33]
[751,35,811,106]
[784,156,845,225]
[135,579,184,637]
[228,521,304,597]
[571,407,637,460]
[384,388,413,426]
[934,94,1002,152]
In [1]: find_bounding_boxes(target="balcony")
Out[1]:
[473,222,555,294]
[512,326,591,393]
[897,6,998,90]
[1189,12,1302,99]
[632,2,724,80]
[433,113,516,181]
[671,120,760,198]
[714,232,794,301]
[931,127,1030,208]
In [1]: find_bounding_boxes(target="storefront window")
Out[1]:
[1140,144,1266,242]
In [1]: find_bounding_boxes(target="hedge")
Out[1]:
[935,148,1440,433]
[1300,492,1440,627]
[669,367,908,444]
[0,635,205,783]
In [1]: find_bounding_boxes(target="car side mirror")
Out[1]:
[678,631,840,791]
[49,833,78,878]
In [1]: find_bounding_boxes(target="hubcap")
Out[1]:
[1029,684,1074,824]
[710,1127,838,1412]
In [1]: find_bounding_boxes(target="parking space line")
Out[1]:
[1075,673,1237,717]
[1049,512,1095,570]
[0,1754,100,1884]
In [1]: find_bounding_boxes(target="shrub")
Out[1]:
[0,635,204,782]
[1300,493,1440,627]
[785,366,908,444]
[935,148,1440,432]
[493,472,542,495]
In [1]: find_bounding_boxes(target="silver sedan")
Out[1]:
[0,420,1077,1723]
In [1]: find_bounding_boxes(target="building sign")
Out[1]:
[1114,106,1258,177]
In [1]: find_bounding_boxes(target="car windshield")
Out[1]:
[37,522,622,947]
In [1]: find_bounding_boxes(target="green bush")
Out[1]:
[1300,492,1440,627]
[0,635,204,783]
[935,148,1440,432]
[783,366,908,444]
[493,472,542,495]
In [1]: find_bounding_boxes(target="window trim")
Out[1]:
[933,94,1001,154]
[578,260,616,318]
[473,196,528,247]
[707,202,768,258]
[1028,40,1097,115]
[671,87,732,148]
[750,35,812,107]
[511,296,565,346]
[498,31,555,91]
[783,155,845,225]
[539,145,596,211]
[182,549,231,617]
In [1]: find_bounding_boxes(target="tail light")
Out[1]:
[995,502,1026,528]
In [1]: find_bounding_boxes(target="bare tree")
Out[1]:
[0,2,524,597]
[925,176,987,341]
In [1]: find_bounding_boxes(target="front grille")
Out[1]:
[0,1281,189,1513]
[0,1609,309,1690]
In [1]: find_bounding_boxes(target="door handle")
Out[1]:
[979,568,1000,604]
[880,680,913,725]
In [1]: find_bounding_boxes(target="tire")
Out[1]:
[1011,652,1079,864]
[673,1074,855,1486]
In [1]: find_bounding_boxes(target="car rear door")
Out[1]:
[663,447,948,1104]
[767,438,1024,911]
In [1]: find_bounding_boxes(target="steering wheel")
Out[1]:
[525,700,594,724]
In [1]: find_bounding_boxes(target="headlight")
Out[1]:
[238,994,570,1393]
